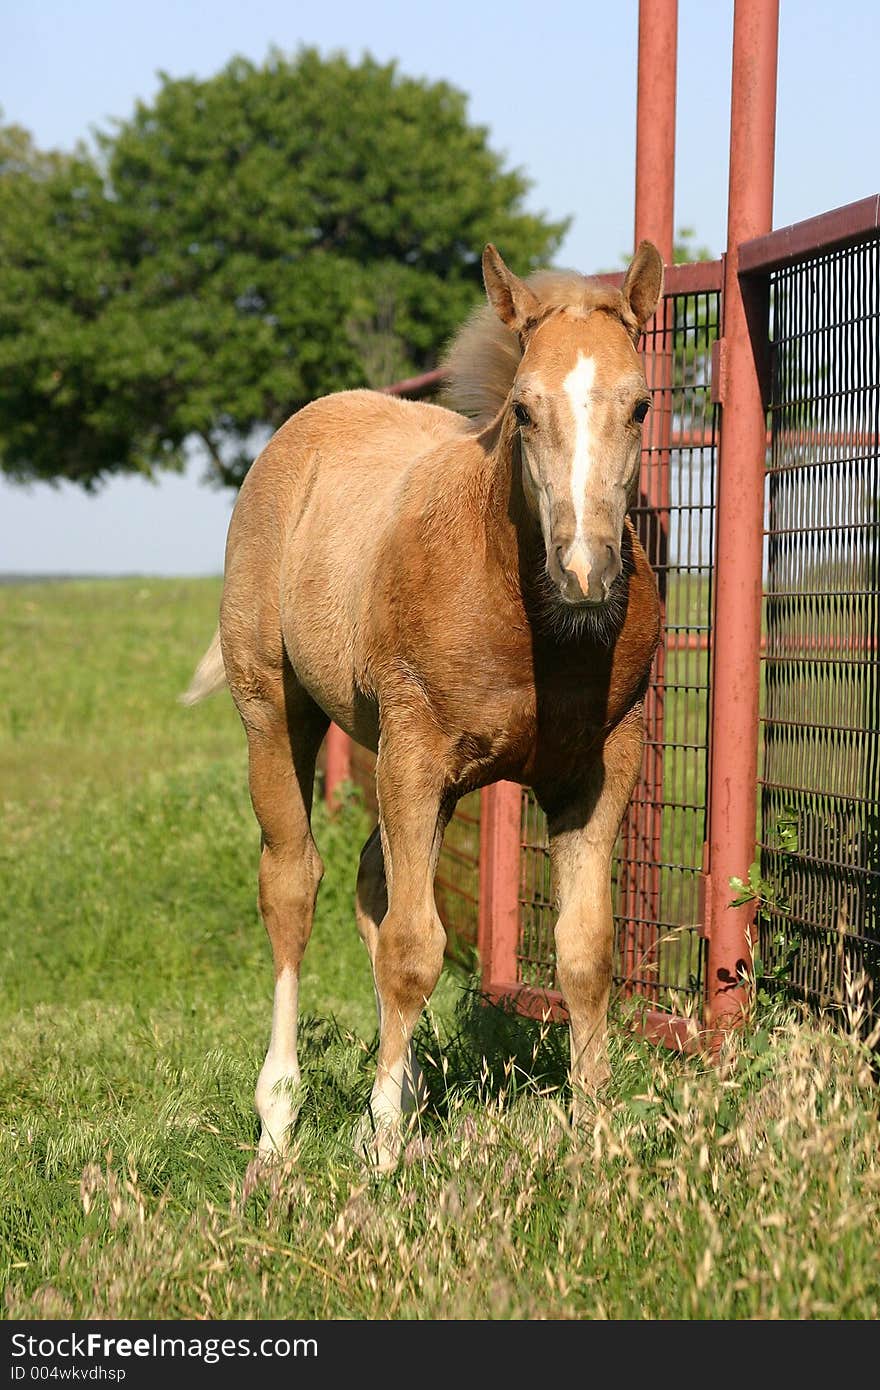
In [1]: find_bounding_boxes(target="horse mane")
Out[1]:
[441,270,634,425]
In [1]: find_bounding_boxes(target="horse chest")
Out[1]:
[396,635,626,794]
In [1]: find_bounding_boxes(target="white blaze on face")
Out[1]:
[562,353,597,546]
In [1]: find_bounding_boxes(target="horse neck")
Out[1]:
[480,406,630,648]
[481,409,544,589]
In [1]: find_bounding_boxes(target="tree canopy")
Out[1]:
[0,49,567,489]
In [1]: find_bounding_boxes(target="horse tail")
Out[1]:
[180,627,226,706]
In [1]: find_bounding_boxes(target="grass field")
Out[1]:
[2,577,879,1320]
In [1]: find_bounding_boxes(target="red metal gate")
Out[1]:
[742,201,880,1023]
[481,199,879,1036]
[511,262,721,1022]
[326,197,879,1039]
[323,0,879,1040]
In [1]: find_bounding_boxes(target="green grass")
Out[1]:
[1,577,879,1320]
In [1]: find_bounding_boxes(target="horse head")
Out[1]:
[482,241,663,609]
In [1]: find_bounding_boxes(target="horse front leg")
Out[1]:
[544,709,644,1120]
[355,825,426,1120]
[356,728,449,1171]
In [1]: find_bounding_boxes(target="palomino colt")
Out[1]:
[184,242,663,1168]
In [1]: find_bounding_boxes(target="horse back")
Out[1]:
[219,390,474,732]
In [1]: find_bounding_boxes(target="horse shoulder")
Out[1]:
[357,435,535,772]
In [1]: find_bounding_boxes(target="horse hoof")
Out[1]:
[255,1096,298,1159]
[255,1067,303,1159]
[257,1125,289,1159]
[570,1074,610,1128]
[353,1111,402,1174]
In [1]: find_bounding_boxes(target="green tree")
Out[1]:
[0,50,567,490]
[0,124,140,487]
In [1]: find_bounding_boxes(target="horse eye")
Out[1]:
[633,399,651,425]
[513,401,531,427]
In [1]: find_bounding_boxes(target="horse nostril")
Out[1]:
[601,543,621,595]
[551,540,617,603]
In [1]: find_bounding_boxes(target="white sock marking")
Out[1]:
[255,967,301,1154]
[369,1054,406,1130]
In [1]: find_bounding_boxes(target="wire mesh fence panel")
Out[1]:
[517,788,555,988]
[761,235,880,1024]
[617,286,718,1007]
[435,790,482,963]
[515,282,720,1008]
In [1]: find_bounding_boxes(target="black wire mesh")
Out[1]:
[761,234,880,1023]
[434,790,481,964]
[333,229,880,1032]
[516,283,720,1005]
[518,788,555,989]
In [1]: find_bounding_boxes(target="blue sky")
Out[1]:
[1,0,877,575]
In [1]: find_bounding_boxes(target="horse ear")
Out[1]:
[482,244,541,332]
[621,240,664,336]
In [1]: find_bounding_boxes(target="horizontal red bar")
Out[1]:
[661,260,725,296]
[484,986,710,1056]
[484,982,569,1023]
[664,632,877,654]
[593,260,723,296]
[633,1008,707,1054]
[380,367,445,397]
[658,427,877,450]
[738,194,880,276]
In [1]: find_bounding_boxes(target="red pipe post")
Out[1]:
[706,0,779,1029]
[623,0,677,994]
[477,782,523,990]
[324,723,352,810]
[634,0,678,266]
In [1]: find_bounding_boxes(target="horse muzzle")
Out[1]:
[549,538,621,606]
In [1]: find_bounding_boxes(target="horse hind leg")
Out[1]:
[354,825,426,1148]
[240,686,328,1158]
